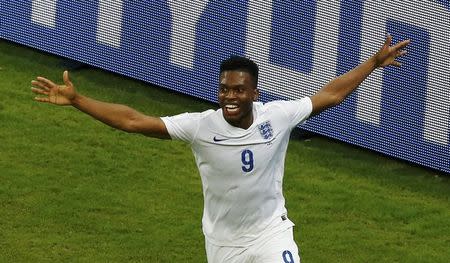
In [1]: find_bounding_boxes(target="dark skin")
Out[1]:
[32,35,410,135]
[218,70,259,129]
[31,71,170,139]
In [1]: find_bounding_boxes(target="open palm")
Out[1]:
[31,71,76,105]
[375,34,410,68]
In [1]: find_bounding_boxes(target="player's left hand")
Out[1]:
[374,34,410,68]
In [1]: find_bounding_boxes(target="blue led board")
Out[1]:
[2,1,449,173]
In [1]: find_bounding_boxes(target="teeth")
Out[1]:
[225,104,239,114]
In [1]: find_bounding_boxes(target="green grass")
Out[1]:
[0,39,449,262]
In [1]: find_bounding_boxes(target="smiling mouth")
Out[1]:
[224,104,240,114]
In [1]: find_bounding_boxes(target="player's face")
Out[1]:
[218,70,259,129]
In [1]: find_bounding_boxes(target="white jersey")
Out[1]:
[161,97,312,246]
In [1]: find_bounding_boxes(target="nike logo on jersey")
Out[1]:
[213,136,228,142]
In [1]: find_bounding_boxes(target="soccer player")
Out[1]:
[31,35,409,262]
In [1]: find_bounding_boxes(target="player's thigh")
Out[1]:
[256,228,301,263]
[205,239,250,263]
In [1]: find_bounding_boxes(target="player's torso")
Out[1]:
[191,103,292,225]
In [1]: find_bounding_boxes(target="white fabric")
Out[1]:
[205,225,301,263]
[161,97,312,246]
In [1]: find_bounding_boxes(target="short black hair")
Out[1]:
[220,56,259,87]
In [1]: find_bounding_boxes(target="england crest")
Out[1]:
[258,121,273,140]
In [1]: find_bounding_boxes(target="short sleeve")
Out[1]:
[277,97,313,129]
[161,110,213,143]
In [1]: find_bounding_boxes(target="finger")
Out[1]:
[384,33,392,47]
[31,87,49,96]
[34,96,51,103]
[36,76,57,89]
[397,50,407,57]
[393,39,411,50]
[391,61,402,67]
[63,70,73,87]
[31,80,50,91]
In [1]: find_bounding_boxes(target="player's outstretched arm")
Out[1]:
[31,71,170,139]
[310,34,410,116]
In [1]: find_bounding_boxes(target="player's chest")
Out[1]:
[194,121,289,175]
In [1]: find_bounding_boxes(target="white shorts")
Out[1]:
[205,226,301,263]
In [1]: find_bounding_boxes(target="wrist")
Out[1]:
[368,55,380,69]
[71,94,84,107]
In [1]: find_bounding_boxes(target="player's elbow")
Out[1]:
[118,112,142,133]
[319,90,345,107]
[123,117,142,134]
[322,92,345,108]
[331,93,346,106]
[124,115,169,139]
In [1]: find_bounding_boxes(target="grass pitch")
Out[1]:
[0,39,449,262]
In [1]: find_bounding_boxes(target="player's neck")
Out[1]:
[228,114,254,130]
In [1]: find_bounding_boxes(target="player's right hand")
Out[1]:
[31,70,77,106]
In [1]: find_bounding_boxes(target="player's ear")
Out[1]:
[253,88,259,101]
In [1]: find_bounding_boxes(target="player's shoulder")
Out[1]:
[172,109,215,121]
[192,109,216,119]
[259,97,312,117]
[262,97,311,107]
[258,99,294,111]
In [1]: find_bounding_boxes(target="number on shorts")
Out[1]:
[282,250,295,263]
[241,149,254,172]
